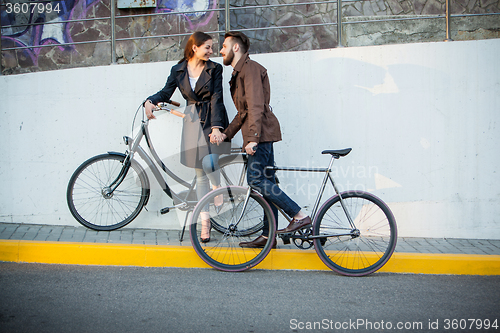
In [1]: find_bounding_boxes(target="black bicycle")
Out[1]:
[66,101,248,240]
[189,148,398,276]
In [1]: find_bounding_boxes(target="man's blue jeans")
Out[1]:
[247,142,301,237]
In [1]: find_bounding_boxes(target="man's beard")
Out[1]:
[223,49,234,66]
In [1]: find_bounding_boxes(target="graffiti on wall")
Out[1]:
[159,0,216,29]
[1,0,216,66]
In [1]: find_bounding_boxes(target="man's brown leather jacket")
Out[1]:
[224,53,282,145]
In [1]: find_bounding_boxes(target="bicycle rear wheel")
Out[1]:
[67,153,150,231]
[190,186,275,272]
[313,191,397,276]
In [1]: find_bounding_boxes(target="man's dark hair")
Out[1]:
[224,31,250,54]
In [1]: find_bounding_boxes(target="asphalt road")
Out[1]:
[0,263,499,333]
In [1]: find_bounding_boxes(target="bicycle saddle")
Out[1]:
[321,148,352,158]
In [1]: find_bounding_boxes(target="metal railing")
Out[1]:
[0,0,227,63]
[1,0,499,74]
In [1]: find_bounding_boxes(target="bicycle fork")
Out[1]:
[103,127,144,198]
[103,154,133,198]
[234,187,253,227]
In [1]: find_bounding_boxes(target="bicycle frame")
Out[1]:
[120,119,198,209]
[116,117,248,213]
[265,154,357,240]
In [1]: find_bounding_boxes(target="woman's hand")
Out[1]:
[210,128,224,144]
[145,100,156,120]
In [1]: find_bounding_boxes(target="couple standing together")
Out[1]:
[144,31,311,248]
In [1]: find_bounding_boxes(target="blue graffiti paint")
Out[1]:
[1,0,216,67]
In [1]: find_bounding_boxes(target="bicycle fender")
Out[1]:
[106,151,151,207]
[107,151,126,157]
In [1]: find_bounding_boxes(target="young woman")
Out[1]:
[144,31,230,242]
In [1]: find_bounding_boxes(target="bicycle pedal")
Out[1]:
[279,234,291,244]
[160,207,170,214]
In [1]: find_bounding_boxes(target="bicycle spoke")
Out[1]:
[67,154,149,231]
[314,191,397,276]
[190,186,274,272]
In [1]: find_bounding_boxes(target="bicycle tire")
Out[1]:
[190,186,275,272]
[313,191,397,276]
[67,153,150,231]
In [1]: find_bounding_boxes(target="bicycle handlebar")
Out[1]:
[155,101,185,118]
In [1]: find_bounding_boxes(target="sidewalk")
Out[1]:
[1,222,500,275]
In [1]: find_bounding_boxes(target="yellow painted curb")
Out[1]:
[1,240,499,275]
[381,252,500,275]
[0,240,209,268]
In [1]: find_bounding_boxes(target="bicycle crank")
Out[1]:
[292,227,314,249]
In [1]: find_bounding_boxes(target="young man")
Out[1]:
[217,31,311,248]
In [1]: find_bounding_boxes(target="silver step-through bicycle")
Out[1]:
[66,101,248,241]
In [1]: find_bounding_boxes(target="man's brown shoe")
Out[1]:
[276,216,312,234]
[239,235,276,248]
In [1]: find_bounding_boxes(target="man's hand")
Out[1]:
[245,142,258,155]
[145,100,156,120]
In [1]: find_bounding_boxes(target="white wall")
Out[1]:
[1,39,499,239]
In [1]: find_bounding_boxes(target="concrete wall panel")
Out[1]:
[1,39,499,239]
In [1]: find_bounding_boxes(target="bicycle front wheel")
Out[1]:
[67,153,150,231]
[190,186,275,272]
[212,155,254,235]
[313,191,397,276]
